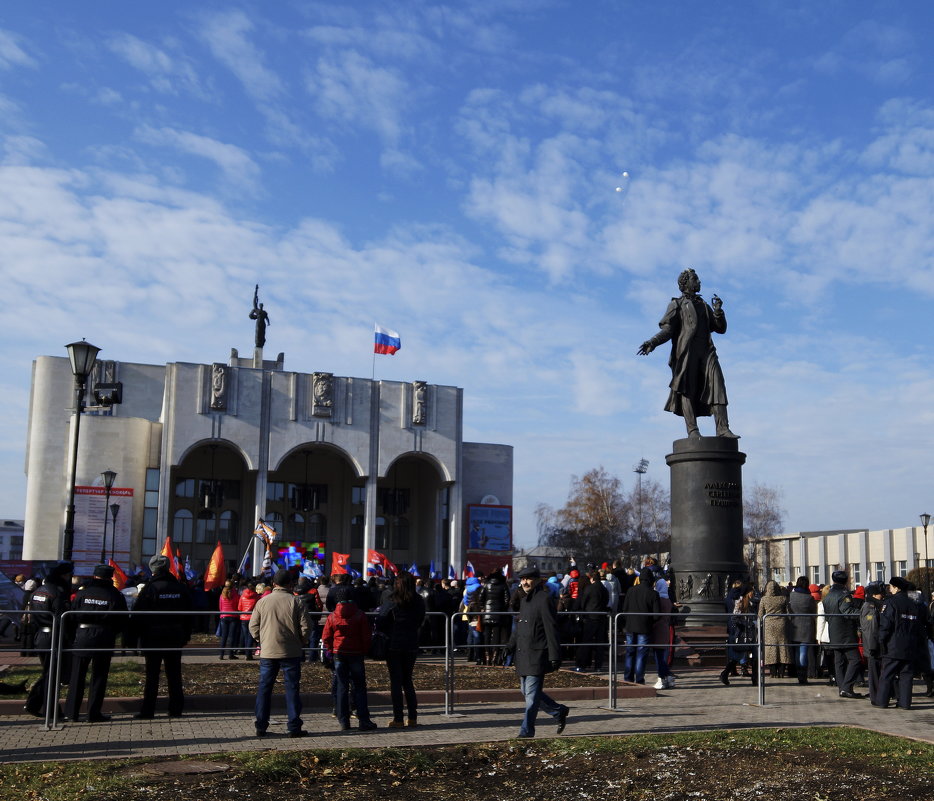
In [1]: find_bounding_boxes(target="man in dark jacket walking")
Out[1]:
[64,564,127,722]
[876,576,927,709]
[505,566,569,739]
[822,570,864,698]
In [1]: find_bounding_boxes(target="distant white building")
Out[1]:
[23,348,512,576]
[749,526,933,586]
[0,519,24,561]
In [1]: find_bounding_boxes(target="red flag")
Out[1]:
[108,559,128,590]
[161,536,179,578]
[367,549,399,576]
[204,540,227,591]
[331,552,350,575]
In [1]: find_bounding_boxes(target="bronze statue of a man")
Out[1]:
[250,284,270,348]
[638,268,737,439]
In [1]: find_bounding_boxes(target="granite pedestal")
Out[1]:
[667,436,747,621]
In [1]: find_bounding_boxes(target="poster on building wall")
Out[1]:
[466,504,512,552]
[72,486,134,576]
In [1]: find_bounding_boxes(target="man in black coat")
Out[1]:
[505,567,569,739]
[132,554,193,718]
[64,565,128,722]
[621,568,660,684]
[876,576,927,709]
[23,561,73,718]
[822,570,864,698]
[479,570,511,665]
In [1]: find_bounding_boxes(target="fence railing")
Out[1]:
[0,606,873,727]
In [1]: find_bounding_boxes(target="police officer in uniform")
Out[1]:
[131,554,193,718]
[64,565,128,722]
[23,561,73,717]
[876,576,927,709]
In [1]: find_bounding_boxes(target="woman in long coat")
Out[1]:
[758,580,791,677]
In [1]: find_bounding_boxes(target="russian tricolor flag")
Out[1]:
[374,324,401,355]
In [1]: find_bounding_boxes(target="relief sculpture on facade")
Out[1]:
[313,372,333,417]
[412,380,428,425]
[210,363,228,410]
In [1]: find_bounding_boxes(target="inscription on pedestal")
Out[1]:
[705,481,740,508]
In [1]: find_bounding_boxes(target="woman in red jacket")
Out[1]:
[238,582,260,660]
[218,580,240,659]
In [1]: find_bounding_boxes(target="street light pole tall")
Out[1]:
[63,339,101,562]
[99,469,117,564]
[633,458,649,564]
[921,513,931,600]
[109,503,120,563]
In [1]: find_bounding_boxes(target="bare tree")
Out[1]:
[743,482,785,587]
[537,467,632,564]
[634,477,671,560]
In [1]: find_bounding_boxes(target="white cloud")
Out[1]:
[197,10,283,102]
[107,33,205,97]
[0,28,37,70]
[308,50,412,147]
[134,125,261,190]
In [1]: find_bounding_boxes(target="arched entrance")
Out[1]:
[377,454,448,573]
[268,445,361,572]
[168,442,249,573]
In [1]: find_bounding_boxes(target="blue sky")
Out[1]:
[3,2,934,548]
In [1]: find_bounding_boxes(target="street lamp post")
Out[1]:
[633,458,649,564]
[63,339,101,561]
[109,503,120,563]
[99,470,117,563]
[921,513,931,600]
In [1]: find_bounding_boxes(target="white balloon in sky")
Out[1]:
[621,171,630,178]
[615,186,623,192]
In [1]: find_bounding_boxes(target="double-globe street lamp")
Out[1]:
[63,339,101,562]
[99,469,117,564]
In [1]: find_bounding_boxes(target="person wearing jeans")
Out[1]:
[621,567,660,684]
[249,570,310,738]
[322,596,378,732]
[504,567,569,739]
[624,632,651,683]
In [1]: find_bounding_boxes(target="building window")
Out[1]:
[219,510,238,544]
[393,517,409,550]
[375,516,388,550]
[873,562,885,581]
[196,512,216,544]
[351,515,364,549]
[267,482,286,503]
[142,468,160,560]
[352,486,366,506]
[307,513,326,541]
[175,478,196,498]
[896,560,907,577]
[810,565,821,585]
[849,563,861,585]
[173,509,193,543]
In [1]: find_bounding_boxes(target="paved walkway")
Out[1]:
[2,671,932,764]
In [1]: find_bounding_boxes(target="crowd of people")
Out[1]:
[721,570,934,709]
[6,555,933,736]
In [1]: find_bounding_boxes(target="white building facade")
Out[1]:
[751,526,934,587]
[23,349,512,576]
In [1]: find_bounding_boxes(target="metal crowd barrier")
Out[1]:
[5,605,875,728]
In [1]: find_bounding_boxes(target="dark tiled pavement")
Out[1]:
[2,670,932,764]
